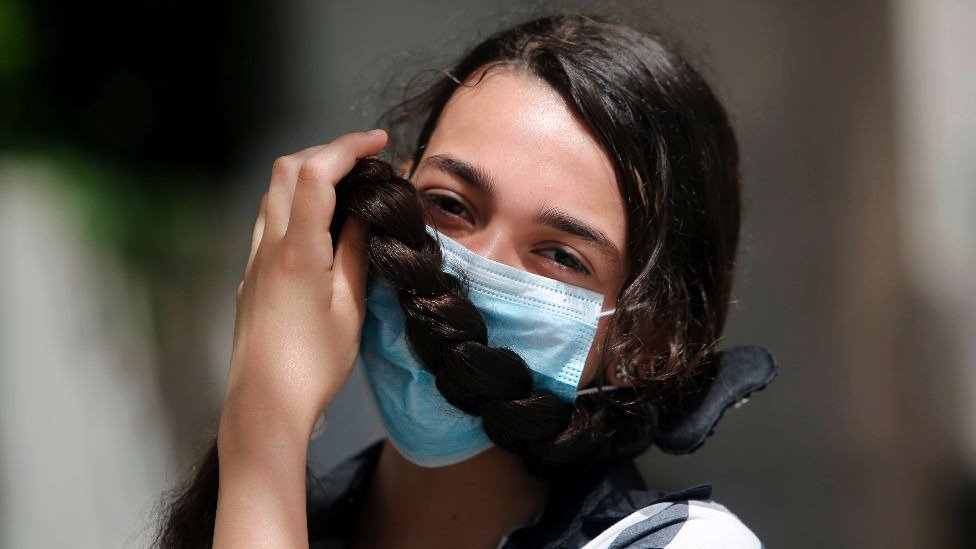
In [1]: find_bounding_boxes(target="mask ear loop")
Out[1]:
[577,307,621,397]
[575,384,622,397]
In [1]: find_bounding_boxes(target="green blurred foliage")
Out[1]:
[0,0,35,73]
[7,147,224,270]
[1,0,278,267]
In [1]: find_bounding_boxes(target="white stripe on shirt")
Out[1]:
[581,499,762,548]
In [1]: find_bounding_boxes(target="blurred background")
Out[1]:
[1,0,974,547]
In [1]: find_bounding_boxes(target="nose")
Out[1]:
[453,226,522,270]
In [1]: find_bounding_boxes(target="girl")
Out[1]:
[157,13,777,548]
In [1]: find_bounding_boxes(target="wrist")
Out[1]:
[217,398,313,467]
[214,408,311,549]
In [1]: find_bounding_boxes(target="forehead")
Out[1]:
[421,67,625,232]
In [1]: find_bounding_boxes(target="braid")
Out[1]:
[335,157,624,472]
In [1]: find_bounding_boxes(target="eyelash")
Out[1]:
[420,192,592,277]
[537,248,592,276]
[421,193,472,222]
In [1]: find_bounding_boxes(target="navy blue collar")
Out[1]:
[502,455,712,548]
[654,346,779,454]
[306,441,712,548]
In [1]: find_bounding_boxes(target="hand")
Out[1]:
[219,129,388,450]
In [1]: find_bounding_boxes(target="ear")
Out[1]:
[399,158,415,179]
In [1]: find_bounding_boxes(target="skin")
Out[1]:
[215,67,628,548]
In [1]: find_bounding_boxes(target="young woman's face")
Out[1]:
[407,66,629,387]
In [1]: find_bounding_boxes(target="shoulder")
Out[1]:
[582,498,763,549]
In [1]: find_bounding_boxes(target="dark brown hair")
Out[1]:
[154,13,740,547]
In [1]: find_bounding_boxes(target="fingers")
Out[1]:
[284,130,388,261]
[331,216,370,315]
[265,144,326,241]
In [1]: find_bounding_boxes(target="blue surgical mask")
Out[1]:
[357,226,614,467]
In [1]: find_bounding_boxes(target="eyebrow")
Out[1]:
[419,153,621,264]
[420,154,496,198]
[535,207,622,263]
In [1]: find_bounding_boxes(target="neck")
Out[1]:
[353,441,549,549]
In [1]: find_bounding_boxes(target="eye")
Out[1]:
[421,192,474,224]
[538,247,592,277]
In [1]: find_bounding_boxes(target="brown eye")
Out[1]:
[421,193,474,224]
[538,247,592,277]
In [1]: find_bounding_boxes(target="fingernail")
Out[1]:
[367,128,386,136]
